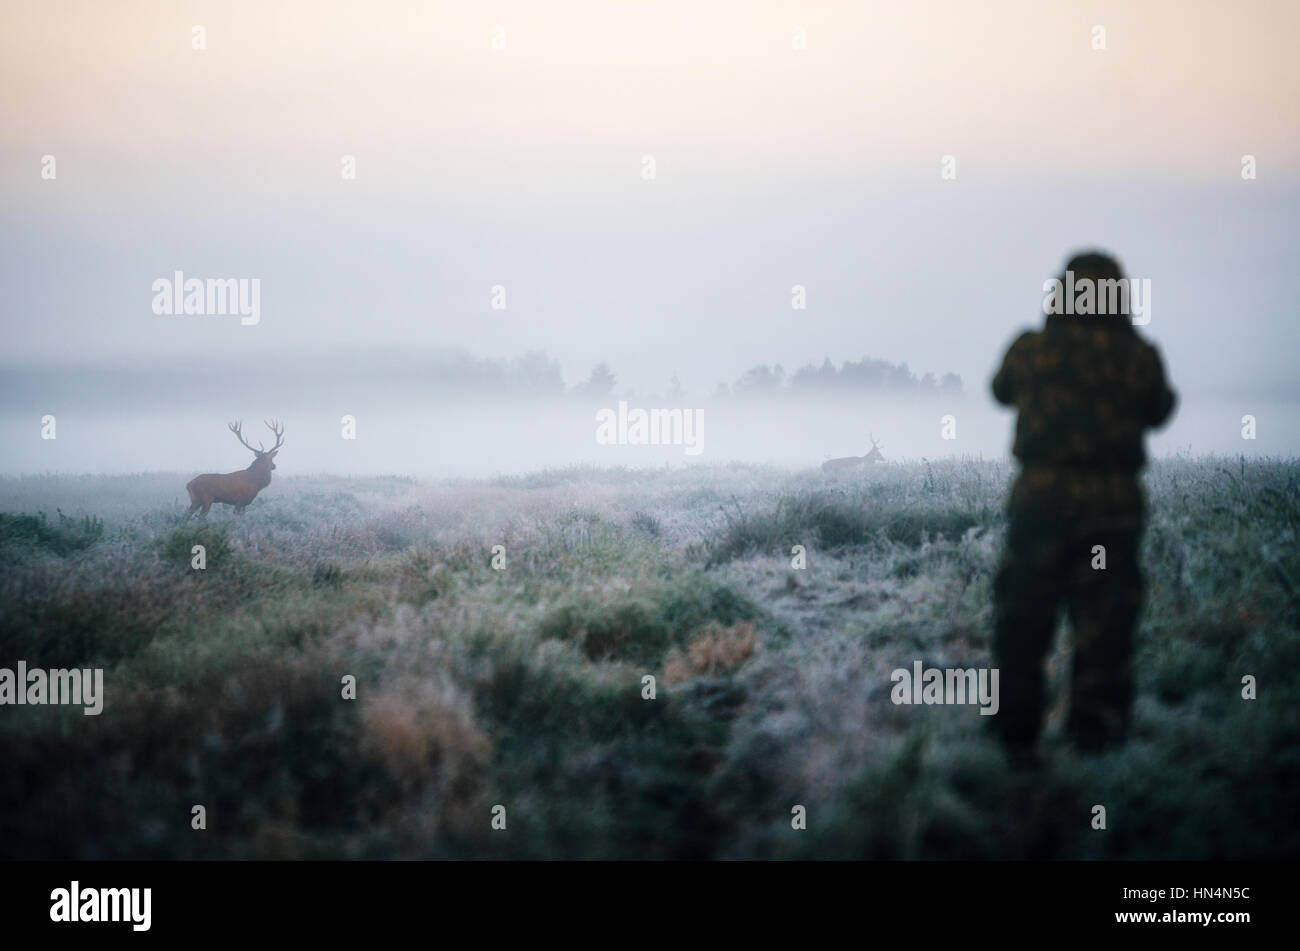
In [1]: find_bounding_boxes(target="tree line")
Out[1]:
[399,351,963,400]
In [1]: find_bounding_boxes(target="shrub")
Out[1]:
[156,523,231,565]
[0,511,104,556]
[664,620,759,683]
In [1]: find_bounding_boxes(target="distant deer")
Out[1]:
[186,420,284,516]
[822,433,884,473]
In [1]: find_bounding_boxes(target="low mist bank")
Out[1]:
[0,392,1293,476]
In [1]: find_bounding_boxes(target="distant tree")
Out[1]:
[733,363,785,395]
[579,362,617,397]
[887,361,914,389]
[668,372,686,401]
[721,355,961,399]
[840,356,890,389]
[510,351,564,394]
[790,358,836,392]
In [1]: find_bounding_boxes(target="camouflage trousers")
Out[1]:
[992,466,1146,752]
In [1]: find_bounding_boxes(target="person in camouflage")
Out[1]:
[991,251,1176,761]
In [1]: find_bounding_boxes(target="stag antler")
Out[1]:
[228,420,285,454]
[263,419,285,452]
[229,421,259,454]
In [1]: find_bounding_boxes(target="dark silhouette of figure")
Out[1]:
[991,251,1176,762]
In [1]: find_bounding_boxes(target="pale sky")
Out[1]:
[2,0,1297,400]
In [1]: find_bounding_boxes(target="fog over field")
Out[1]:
[3,168,1297,477]
[1,347,1297,477]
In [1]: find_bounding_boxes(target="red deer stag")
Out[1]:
[186,420,284,516]
[822,433,884,473]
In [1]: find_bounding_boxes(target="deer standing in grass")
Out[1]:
[822,433,884,473]
[186,420,284,516]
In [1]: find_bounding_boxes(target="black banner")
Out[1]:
[4,861,1278,939]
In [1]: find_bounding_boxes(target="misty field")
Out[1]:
[1,458,1297,860]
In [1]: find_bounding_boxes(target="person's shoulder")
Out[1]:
[1007,329,1041,352]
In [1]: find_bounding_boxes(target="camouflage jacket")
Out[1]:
[992,315,1176,471]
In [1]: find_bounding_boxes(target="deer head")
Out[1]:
[229,419,285,471]
[863,433,884,463]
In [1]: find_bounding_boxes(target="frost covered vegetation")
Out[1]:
[0,459,1296,859]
